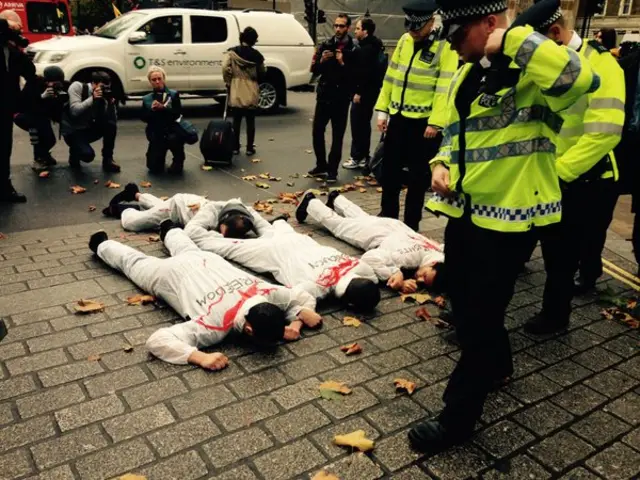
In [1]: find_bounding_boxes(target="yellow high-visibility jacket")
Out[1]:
[374,32,459,127]
[426,26,600,233]
[555,39,625,183]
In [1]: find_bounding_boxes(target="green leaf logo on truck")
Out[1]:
[134,56,146,70]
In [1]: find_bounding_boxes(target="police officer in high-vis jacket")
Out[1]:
[375,0,458,231]
[414,0,599,452]
[523,0,625,335]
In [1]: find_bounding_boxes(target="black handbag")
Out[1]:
[175,116,199,145]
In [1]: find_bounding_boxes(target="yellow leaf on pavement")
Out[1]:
[256,182,271,189]
[242,175,257,181]
[342,316,361,327]
[354,181,365,187]
[319,380,352,395]
[311,471,340,480]
[254,200,274,214]
[340,343,362,355]
[394,378,417,395]
[70,185,86,194]
[333,430,375,452]
[305,149,313,154]
[201,165,213,171]
[258,173,271,179]
[75,299,105,314]
[401,293,432,305]
[376,187,383,193]
[119,474,146,480]
[105,180,121,189]
[140,181,152,188]
[367,179,379,186]
[359,188,367,193]
[127,294,156,306]
[251,158,262,163]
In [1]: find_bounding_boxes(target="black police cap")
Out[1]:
[436,0,508,23]
[511,0,562,30]
[403,0,438,31]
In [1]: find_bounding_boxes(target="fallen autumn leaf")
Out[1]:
[127,294,156,306]
[148,235,160,243]
[287,182,295,187]
[359,188,367,193]
[105,180,121,189]
[333,430,375,452]
[0,233,6,240]
[394,378,417,395]
[93,179,99,184]
[87,354,101,362]
[251,158,262,163]
[88,205,97,212]
[342,316,361,327]
[70,185,86,194]
[242,175,257,181]
[256,182,270,189]
[401,293,432,305]
[74,299,105,314]
[140,181,152,188]
[376,187,383,193]
[119,474,146,480]
[340,343,362,355]
[38,171,50,178]
[201,165,213,171]
[311,471,340,480]
[123,345,134,353]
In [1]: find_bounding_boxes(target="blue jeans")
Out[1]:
[64,122,117,164]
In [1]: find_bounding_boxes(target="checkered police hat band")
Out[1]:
[440,0,508,21]
[405,13,434,23]
[539,7,563,29]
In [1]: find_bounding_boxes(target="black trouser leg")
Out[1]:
[380,115,406,219]
[633,196,640,268]
[232,110,243,150]
[439,218,530,431]
[146,139,168,172]
[539,221,575,324]
[64,130,96,163]
[312,101,332,170]
[404,133,439,231]
[168,135,186,164]
[349,94,376,161]
[245,110,256,148]
[327,100,350,176]
[100,123,117,161]
[0,113,13,185]
[579,181,619,283]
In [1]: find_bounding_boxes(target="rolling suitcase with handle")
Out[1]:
[200,92,234,166]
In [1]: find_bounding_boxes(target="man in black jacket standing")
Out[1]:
[343,17,385,171]
[308,13,356,184]
[0,11,35,203]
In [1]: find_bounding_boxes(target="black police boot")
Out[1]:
[574,276,596,296]
[0,182,27,203]
[326,190,341,211]
[89,231,108,254]
[295,191,316,224]
[408,419,473,453]
[167,160,184,175]
[523,312,569,335]
[308,166,328,177]
[160,219,178,242]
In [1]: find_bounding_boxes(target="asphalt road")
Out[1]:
[0,92,373,233]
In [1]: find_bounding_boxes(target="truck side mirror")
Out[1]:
[128,31,148,44]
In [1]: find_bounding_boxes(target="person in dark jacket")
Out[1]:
[308,13,356,183]
[343,17,385,170]
[223,27,266,156]
[141,66,185,174]
[0,12,36,203]
[14,65,69,173]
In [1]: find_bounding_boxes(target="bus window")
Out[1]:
[26,2,70,34]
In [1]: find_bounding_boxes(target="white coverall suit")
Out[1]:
[185,204,379,300]
[308,195,445,280]
[97,228,316,365]
[120,193,242,232]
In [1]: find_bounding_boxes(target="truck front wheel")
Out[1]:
[258,69,285,112]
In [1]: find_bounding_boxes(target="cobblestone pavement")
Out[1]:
[0,192,638,480]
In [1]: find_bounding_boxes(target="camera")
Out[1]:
[101,84,113,100]
[51,81,68,98]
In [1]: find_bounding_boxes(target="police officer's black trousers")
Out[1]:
[349,93,376,162]
[439,216,535,431]
[380,114,440,231]
[632,194,640,269]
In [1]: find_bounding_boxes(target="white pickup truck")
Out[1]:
[26,8,315,110]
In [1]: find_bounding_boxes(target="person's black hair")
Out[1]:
[359,17,376,36]
[430,262,447,293]
[240,26,259,46]
[599,28,617,50]
[91,71,111,85]
[221,214,254,239]
[343,278,380,311]
[43,66,65,82]
[246,302,286,344]
[336,13,351,27]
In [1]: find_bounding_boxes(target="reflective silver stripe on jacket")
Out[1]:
[451,137,556,164]
[543,49,582,97]
[383,75,439,92]
[514,32,546,69]
[562,122,624,137]
[589,98,625,110]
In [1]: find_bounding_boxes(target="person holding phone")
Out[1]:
[141,66,185,174]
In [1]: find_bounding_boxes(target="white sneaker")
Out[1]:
[357,158,368,168]
[342,158,360,169]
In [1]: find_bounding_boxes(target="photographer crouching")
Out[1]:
[15,66,69,173]
[60,71,121,172]
[0,10,35,203]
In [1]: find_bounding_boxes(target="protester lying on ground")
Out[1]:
[184,203,381,311]
[102,184,257,238]
[296,190,447,293]
[88,222,322,370]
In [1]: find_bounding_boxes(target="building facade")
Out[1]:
[576,0,640,43]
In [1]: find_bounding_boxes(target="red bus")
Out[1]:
[0,0,73,45]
